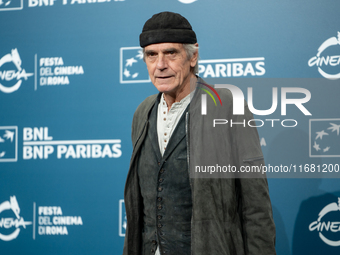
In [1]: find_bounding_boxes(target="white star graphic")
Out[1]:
[327,123,340,136]
[315,130,328,140]
[136,50,143,60]
[123,69,130,78]
[125,57,137,67]
[313,141,321,151]
[323,147,330,152]
[3,130,14,142]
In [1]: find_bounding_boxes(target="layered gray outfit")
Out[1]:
[123,78,276,255]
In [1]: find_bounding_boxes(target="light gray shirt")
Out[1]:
[157,93,191,156]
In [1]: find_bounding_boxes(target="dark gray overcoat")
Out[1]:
[123,79,276,255]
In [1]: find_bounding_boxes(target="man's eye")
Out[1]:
[165,51,177,58]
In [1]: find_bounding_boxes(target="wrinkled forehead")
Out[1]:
[144,43,185,52]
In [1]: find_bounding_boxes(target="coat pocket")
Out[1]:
[226,223,245,255]
[242,156,264,163]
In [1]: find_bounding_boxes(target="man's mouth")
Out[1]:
[157,76,173,79]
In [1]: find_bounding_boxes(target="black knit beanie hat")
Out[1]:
[140,12,197,47]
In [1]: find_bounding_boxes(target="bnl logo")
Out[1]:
[0,126,18,162]
[118,199,126,237]
[200,84,311,116]
[309,119,340,157]
[0,0,23,11]
[119,47,150,84]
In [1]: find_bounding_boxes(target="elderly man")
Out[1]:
[123,11,276,255]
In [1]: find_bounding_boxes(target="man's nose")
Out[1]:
[156,54,167,70]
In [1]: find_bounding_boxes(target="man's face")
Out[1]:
[144,43,197,97]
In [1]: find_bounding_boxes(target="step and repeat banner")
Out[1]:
[1,0,340,254]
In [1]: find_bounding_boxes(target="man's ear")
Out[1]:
[190,43,199,67]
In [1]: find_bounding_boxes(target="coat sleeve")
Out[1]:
[232,101,276,255]
[123,94,158,255]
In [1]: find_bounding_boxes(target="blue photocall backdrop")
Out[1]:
[0,0,339,254]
